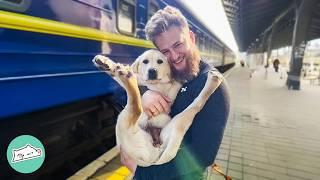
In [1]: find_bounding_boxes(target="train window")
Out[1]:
[4,0,22,3]
[195,30,201,48]
[0,0,30,12]
[209,40,214,53]
[75,0,114,13]
[205,37,210,52]
[199,34,205,51]
[148,0,159,19]
[117,0,135,35]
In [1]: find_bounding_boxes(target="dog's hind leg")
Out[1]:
[184,70,223,113]
[156,70,223,164]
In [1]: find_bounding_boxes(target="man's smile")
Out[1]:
[172,56,184,65]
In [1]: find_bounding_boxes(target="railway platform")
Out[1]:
[69,65,320,180]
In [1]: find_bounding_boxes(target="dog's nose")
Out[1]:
[148,68,158,80]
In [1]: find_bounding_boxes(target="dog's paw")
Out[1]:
[112,64,138,89]
[93,55,137,88]
[92,55,116,76]
[114,64,134,80]
[208,69,223,82]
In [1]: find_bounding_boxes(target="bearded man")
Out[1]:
[121,6,230,180]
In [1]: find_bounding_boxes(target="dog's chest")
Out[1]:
[148,82,182,101]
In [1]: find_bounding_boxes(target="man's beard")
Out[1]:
[171,48,200,83]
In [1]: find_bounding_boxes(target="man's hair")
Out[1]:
[145,6,189,43]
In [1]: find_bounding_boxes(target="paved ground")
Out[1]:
[82,65,320,180]
[212,65,320,180]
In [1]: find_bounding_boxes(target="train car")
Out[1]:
[0,0,235,178]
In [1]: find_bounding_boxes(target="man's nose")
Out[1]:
[169,49,179,60]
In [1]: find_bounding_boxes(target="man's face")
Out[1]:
[154,26,200,82]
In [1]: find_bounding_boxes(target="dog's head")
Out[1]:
[132,49,172,85]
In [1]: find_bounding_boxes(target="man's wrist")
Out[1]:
[139,86,149,95]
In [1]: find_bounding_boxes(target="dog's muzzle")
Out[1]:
[148,68,158,80]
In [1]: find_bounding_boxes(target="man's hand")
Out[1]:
[142,90,172,117]
[120,147,137,173]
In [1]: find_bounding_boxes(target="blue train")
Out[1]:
[0,0,235,178]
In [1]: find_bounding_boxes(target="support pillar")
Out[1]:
[266,24,278,68]
[260,32,268,67]
[286,0,317,90]
[264,24,278,78]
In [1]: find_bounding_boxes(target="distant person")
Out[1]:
[240,60,245,67]
[273,59,280,72]
[303,69,307,77]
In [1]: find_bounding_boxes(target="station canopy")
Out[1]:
[222,0,320,52]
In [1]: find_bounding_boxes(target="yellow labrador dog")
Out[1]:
[92,49,223,166]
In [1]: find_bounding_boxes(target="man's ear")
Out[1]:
[131,57,140,74]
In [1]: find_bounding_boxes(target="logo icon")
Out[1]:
[181,86,188,92]
[12,144,42,163]
[7,135,45,174]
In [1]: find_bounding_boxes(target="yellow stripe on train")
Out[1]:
[0,10,154,48]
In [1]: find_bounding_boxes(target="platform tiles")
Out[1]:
[68,147,133,180]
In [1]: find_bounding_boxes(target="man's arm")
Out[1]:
[141,90,172,117]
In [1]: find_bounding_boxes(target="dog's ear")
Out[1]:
[131,56,141,74]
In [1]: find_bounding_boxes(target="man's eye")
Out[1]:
[143,59,149,64]
[174,43,182,48]
[162,51,169,56]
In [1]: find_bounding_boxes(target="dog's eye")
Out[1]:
[157,59,163,64]
[143,59,149,64]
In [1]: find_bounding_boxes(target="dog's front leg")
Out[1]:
[116,68,143,127]
[93,55,142,127]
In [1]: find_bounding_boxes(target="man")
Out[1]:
[121,6,230,179]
